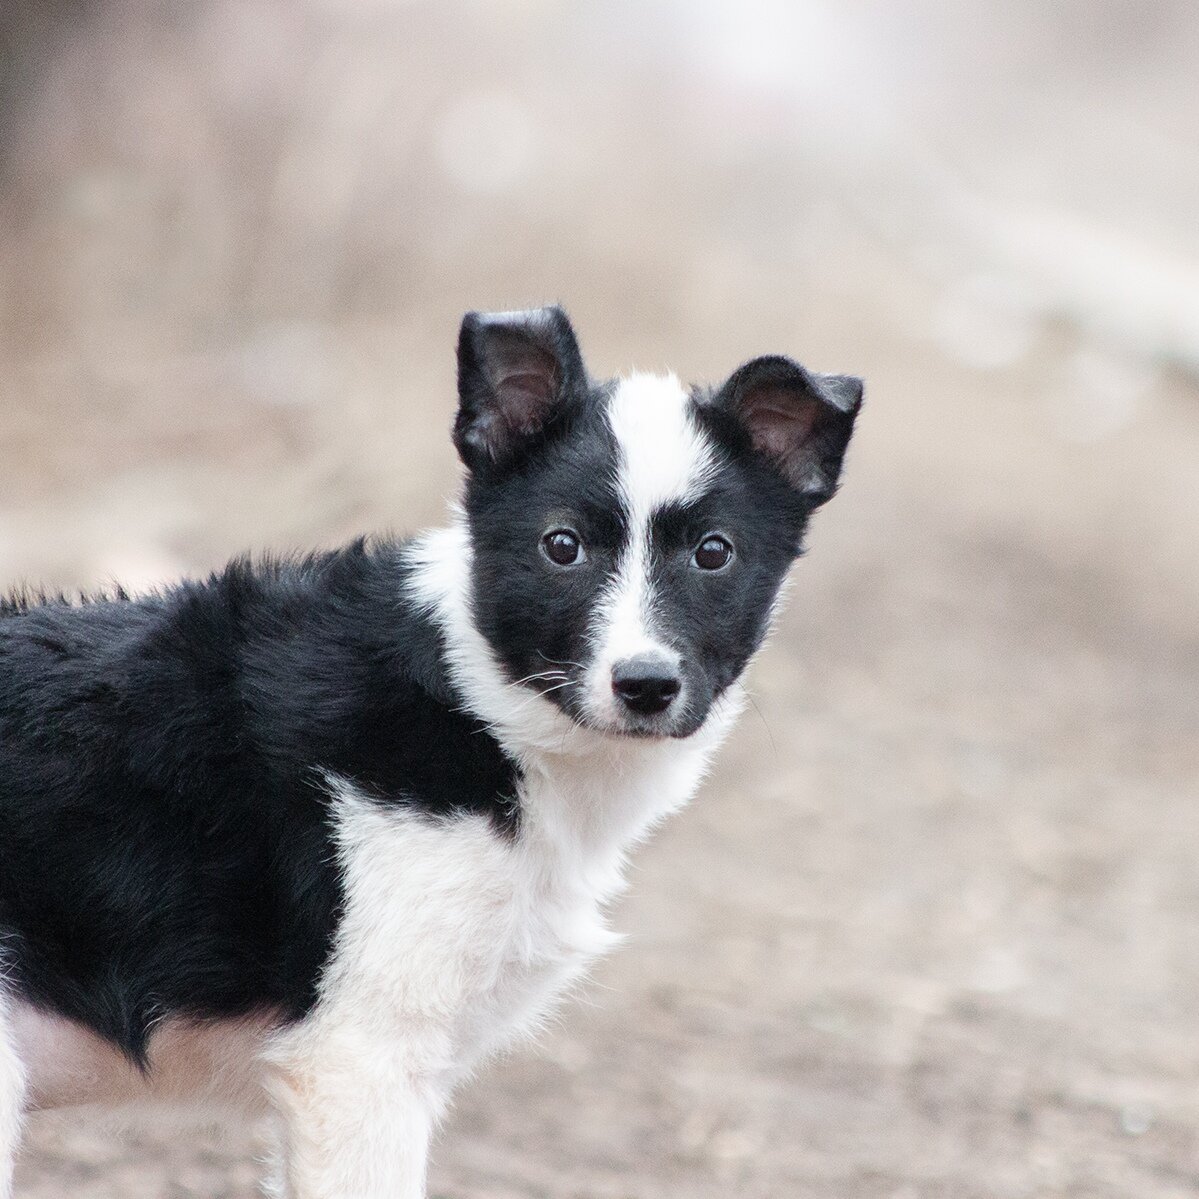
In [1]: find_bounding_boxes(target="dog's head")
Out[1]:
[454,306,861,741]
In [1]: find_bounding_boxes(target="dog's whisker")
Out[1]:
[507,669,569,689]
[536,649,587,671]
[537,680,578,696]
[732,680,776,756]
[464,676,581,736]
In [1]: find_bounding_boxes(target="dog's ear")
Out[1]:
[454,306,586,473]
[714,355,862,504]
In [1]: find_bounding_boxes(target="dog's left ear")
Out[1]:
[714,355,863,504]
[454,306,586,473]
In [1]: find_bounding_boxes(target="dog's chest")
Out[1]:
[463,849,619,1059]
[315,732,721,1076]
[325,779,631,1064]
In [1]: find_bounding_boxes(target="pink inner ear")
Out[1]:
[497,370,557,434]
[741,389,820,463]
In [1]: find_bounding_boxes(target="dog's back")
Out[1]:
[0,567,345,1070]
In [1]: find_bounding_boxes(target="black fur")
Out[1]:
[0,542,519,1064]
[463,395,628,709]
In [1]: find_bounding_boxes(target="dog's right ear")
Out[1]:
[454,306,586,473]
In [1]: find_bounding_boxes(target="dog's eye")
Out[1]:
[693,535,734,571]
[542,529,585,566]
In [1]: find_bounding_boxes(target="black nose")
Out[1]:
[611,655,682,716]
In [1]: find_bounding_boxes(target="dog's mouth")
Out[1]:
[604,702,709,740]
[529,677,705,740]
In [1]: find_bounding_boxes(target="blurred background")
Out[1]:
[2,1,1197,1196]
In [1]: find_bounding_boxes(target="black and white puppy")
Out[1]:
[0,307,861,1198]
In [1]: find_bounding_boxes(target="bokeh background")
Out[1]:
[2,2,1197,1196]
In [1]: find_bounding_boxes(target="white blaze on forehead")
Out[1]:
[606,372,717,514]
[585,373,719,725]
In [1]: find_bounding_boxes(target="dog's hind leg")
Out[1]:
[0,993,27,1199]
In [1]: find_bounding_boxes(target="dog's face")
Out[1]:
[454,307,861,740]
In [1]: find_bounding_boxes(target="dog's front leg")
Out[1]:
[0,999,27,1199]
[262,1028,452,1199]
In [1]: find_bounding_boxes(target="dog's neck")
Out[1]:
[405,520,741,870]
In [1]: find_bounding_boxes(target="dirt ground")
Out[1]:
[2,3,1198,1197]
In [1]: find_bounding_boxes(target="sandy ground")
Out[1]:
[3,3,1198,1196]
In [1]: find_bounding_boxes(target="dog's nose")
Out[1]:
[611,655,681,716]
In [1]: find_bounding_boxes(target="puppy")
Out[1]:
[0,307,861,1198]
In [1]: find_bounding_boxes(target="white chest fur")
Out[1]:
[307,725,729,1077]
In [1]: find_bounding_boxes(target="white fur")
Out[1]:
[584,374,719,724]
[0,990,26,1199]
[606,373,718,517]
